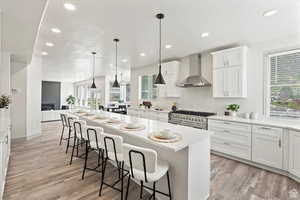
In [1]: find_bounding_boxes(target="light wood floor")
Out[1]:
[3,122,300,200]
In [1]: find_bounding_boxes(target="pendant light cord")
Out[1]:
[159,17,162,72]
[92,53,95,81]
[115,40,118,77]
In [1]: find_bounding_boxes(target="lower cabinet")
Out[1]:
[0,132,10,198]
[127,108,169,122]
[252,125,283,169]
[289,130,300,178]
[42,110,64,122]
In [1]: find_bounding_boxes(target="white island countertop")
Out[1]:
[71,110,212,152]
[208,115,300,131]
[69,110,211,200]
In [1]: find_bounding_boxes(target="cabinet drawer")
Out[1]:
[209,120,251,133]
[210,128,251,146]
[253,125,283,136]
[211,137,251,160]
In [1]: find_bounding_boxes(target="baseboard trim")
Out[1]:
[27,132,42,140]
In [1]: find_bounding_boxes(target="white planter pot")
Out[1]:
[0,108,5,120]
[230,111,237,117]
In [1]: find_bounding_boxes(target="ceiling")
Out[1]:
[37,0,300,82]
[1,0,48,63]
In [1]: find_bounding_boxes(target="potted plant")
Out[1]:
[66,95,75,109]
[226,104,240,117]
[0,95,11,119]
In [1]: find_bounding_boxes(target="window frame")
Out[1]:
[264,48,300,118]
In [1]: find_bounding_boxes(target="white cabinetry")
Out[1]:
[127,108,169,122]
[211,46,247,98]
[158,61,180,98]
[252,125,283,169]
[42,110,64,122]
[0,109,11,199]
[289,130,300,177]
[209,120,252,160]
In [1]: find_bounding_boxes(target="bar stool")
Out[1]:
[98,133,129,200]
[60,114,79,154]
[59,113,68,145]
[82,126,104,180]
[123,143,172,200]
[70,119,87,165]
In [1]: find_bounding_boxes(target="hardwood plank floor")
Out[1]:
[3,121,300,200]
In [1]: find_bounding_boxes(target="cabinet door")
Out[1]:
[252,126,283,169]
[289,130,300,178]
[226,66,242,97]
[225,49,243,67]
[213,68,225,97]
[212,54,225,69]
[165,74,180,97]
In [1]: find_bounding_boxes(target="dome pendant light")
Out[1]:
[154,13,166,85]
[112,38,120,88]
[91,52,97,89]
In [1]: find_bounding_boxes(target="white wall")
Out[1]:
[0,52,11,95]
[10,61,27,138]
[60,82,74,106]
[131,35,300,116]
[26,56,42,138]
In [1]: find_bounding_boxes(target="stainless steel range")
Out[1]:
[168,110,216,130]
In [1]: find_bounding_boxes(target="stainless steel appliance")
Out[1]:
[168,110,216,130]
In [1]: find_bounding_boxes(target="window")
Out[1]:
[139,75,158,100]
[109,82,130,103]
[268,49,300,118]
[109,82,121,102]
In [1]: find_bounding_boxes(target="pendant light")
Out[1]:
[154,13,166,85]
[91,52,97,89]
[112,38,120,88]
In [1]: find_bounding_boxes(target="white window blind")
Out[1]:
[269,50,300,118]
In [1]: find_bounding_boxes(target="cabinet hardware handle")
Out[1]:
[278,139,281,148]
[224,130,230,133]
[224,142,230,145]
[260,127,272,130]
[224,122,230,125]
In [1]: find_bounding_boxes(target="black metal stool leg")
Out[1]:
[167,171,172,200]
[66,128,71,154]
[82,140,89,180]
[125,175,131,200]
[140,181,143,199]
[70,137,76,165]
[99,158,108,196]
[121,161,124,200]
[59,126,65,145]
[76,139,79,157]
[153,182,156,200]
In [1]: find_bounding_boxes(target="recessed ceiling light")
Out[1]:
[165,44,172,49]
[122,59,128,63]
[46,42,54,47]
[64,3,76,11]
[140,53,146,57]
[110,64,113,67]
[41,52,48,56]
[263,9,278,17]
[51,28,61,33]
[201,32,210,38]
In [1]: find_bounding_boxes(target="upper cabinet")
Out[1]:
[158,61,181,98]
[211,46,248,98]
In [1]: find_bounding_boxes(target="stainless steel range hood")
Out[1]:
[176,54,211,88]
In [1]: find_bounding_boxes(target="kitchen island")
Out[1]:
[70,110,212,200]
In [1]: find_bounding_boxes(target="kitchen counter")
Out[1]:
[69,110,211,200]
[208,115,300,131]
[128,107,170,114]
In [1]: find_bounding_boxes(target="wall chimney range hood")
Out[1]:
[177,54,211,88]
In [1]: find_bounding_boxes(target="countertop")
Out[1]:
[70,110,212,152]
[208,115,300,131]
[128,107,170,114]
